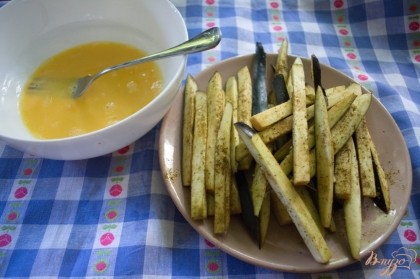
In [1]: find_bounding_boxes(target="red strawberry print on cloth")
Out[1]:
[400,221,419,243]
[0,233,12,247]
[0,225,16,247]
[100,232,115,246]
[95,260,108,273]
[404,229,417,242]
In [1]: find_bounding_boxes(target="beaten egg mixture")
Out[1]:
[20,41,163,139]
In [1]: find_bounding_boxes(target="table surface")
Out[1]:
[1,0,419,278]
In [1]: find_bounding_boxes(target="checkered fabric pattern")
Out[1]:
[0,0,419,278]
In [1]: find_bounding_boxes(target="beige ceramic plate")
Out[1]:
[158,54,412,272]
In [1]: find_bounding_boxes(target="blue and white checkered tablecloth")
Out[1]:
[1,0,419,278]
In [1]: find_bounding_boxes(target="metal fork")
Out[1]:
[69,27,221,98]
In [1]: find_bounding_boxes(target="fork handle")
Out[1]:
[96,27,222,78]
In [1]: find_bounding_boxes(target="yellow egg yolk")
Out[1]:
[20,41,163,139]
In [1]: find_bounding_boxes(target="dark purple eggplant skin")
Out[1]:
[372,155,390,213]
[272,73,289,104]
[236,171,260,244]
[311,54,322,92]
[237,43,269,248]
[311,54,328,105]
[271,72,290,148]
[252,42,268,115]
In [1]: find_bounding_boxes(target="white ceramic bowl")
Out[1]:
[0,0,187,160]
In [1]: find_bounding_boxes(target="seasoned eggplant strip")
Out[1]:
[237,66,253,126]
[334,139,353,199]
[275,38,289,81]
[214,102,233,234]
[250,42,271,247]
[205,72,225,193]
[355,119,376,197]
[252,42,268,115]
[331,93,372,154]
[291,58,310,185]
[370,134,391,213]
[235,122,331,264]
[182,75,197,186]
[226,76,240,173]
[343,138,362,260]
[314,86,335,228]
[190,92,208,220]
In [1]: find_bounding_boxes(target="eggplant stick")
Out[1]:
[292,58,311,185]
[190,92,208,220]
[344,82,362,96]
[237,66,253,125]
[252,42,268,115]
[205,72,225,193]
[344,138,362,260]
[214,102,233,234]
[181,75,197,186]
[355,119,376,197]
[314,86,334,228]
[334,139,353,199]
[326,83,361,97]
[275,38,289,79]
[250,101,293,131]
[226,75,240,173]
[251,42,271,248]
[331,93,372,154]
[224,72,238,218]
[250,43,269,215]
[236,66,253,171]
[250,97,311,132]
[224,160,232,231]
[235,122,331,263]
[370,133,391,213]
